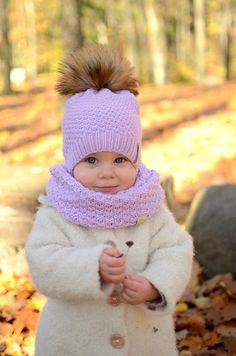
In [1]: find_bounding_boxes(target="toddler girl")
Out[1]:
[26,44,193,356]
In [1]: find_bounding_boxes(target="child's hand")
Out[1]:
[120,275,159,305]
[99,248,126,284]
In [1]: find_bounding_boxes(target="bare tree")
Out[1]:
[136,0,154,83]
[194,0,206,82]
[105,0,117,45]
[0,0,12,94]
[176,0,192,65]
[144,0,167,84]
[221,0,235,80]
[23,0,37,86]
[120,0,140,77]
[59,0,83,54]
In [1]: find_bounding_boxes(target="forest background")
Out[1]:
[1,0,236,200]
[1,0,236,91]
[0,0,236,355]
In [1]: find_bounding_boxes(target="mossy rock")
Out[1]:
[185,184,236,278]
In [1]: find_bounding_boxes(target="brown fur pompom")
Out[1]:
[55,44,139,96]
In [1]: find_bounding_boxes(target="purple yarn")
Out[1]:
[62,89,142,173]
[46,163,165,229]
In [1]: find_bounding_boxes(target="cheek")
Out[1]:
[122,168,136,188]
[73,167,95,187]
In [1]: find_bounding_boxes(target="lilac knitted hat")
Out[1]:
[56,44,141,174]
[62,88,141,173]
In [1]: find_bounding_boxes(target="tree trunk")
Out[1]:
[221,0,234,80]
[121,0,140,78]
[194,0,206,82]
[23,0,37,86]
[59,0,83,55]
[0,0,12,94]
[137,0,154,83]
[105,0,117,45]
[176,0,191,65]
[143,0,167,84]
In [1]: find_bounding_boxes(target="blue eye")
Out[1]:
[115,157,127,164]
[85,157,97,164]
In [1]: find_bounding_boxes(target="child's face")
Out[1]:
[73,151,136,194]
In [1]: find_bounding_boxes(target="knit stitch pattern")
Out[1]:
[46,163,165,229]
[62,88,141,173]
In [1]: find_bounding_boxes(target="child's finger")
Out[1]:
[123,277,140,291]
[122,287,137,298]
[107,266,126,276]
[108,274,125,284]
[119,294,128,304]
[103,248,120,257]
[120,290,138,304]
[106,255,126,268]
[125,274,144,284]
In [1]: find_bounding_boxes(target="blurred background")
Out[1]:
[0,1,236,354]
[1,0,236,89]
[0,0,236,203]
[1,0,236,203]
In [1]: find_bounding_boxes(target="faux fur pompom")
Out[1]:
[55,44,139,96]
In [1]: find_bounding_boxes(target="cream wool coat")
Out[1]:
[26,195,193,356]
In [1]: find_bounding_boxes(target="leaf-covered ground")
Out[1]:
[0,80,236,355]
[0,268,236,355]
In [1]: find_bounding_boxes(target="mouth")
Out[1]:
[95,186,119,193]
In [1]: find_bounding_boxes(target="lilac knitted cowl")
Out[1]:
[46,163,165,229]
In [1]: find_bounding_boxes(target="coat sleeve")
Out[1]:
[25,206,113,301]
[138,205,194,315]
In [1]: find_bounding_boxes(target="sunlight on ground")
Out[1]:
[142,110,236,201]
[1,82,236,203]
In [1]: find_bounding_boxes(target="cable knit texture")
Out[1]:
[62,88,141,173]
[46,163,165,228]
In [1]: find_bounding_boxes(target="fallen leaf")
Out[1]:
[211,293,228,309]
[179,335,202,352]
[202,331,218,347]
[176,312,206,333]
[220,279,236,299]
[0,341,6,352]
[221,302,236,321]
[176,302,188,313]
[16,290,32,301]
[26,292,46,311]
[194,296,212,309]
[179,350,192,356]
[13,309,39,335]
[0,322,13,336]
[4,340,22,355]
[217,322,236,337]
[176,329,188,341]
[197,274,223,296]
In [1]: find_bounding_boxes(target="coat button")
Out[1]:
[107,290,121,306]
[110,334,125,349]
[136,215,147,225]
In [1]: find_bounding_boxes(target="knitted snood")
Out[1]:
[46,163,165,229]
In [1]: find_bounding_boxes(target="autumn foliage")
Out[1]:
[176,272,236,355]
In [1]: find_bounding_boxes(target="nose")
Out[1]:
[98,164,115,179]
